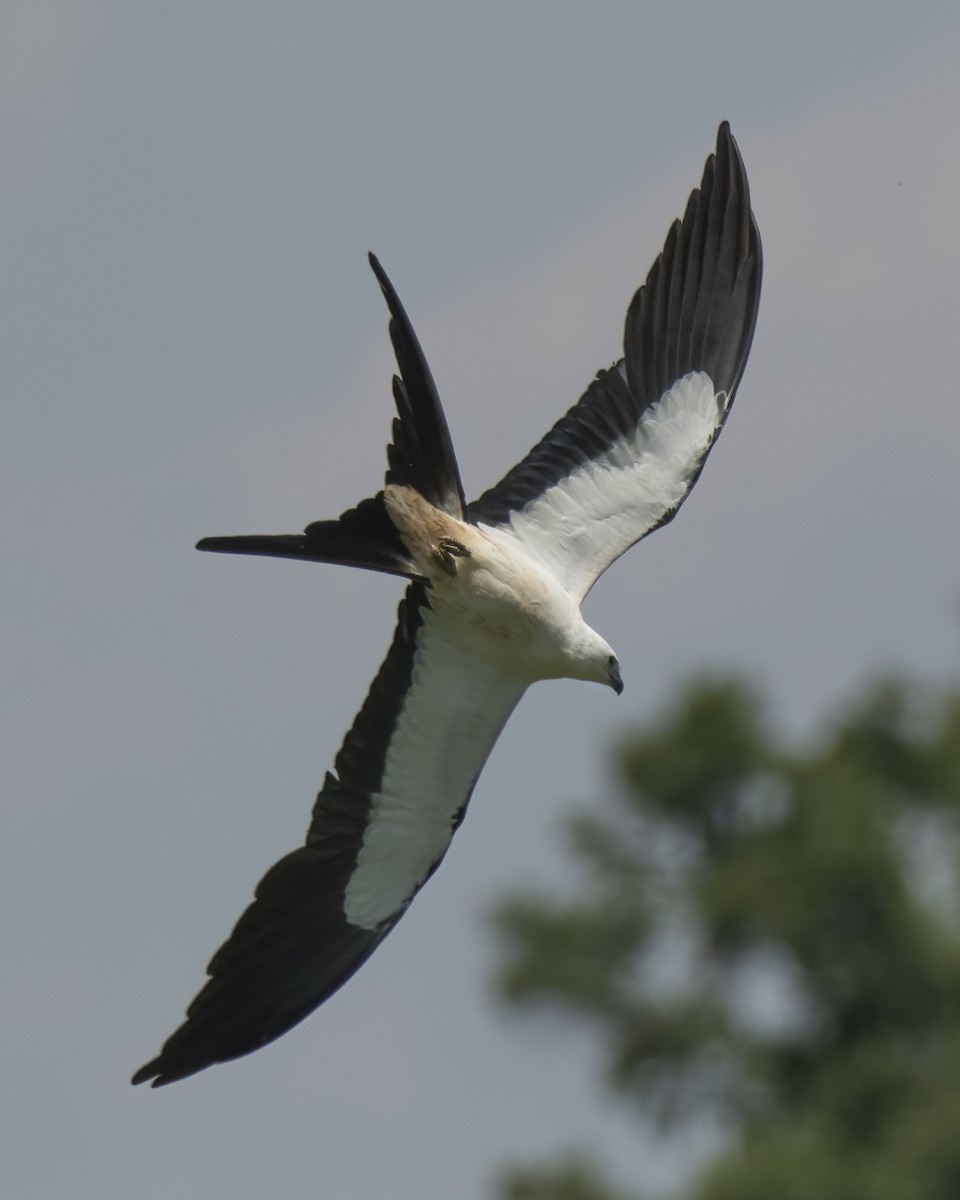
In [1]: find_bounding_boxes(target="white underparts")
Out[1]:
[343,473,632,931]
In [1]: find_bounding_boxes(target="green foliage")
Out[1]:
[492,677,960,1198]
[498,1155,644,1200]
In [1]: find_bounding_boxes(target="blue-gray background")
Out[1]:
[4,4,959,1196]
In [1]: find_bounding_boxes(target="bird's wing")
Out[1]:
[132,583,524,1086]
[468,122,762,602]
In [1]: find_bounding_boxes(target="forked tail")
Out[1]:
[197,255,466,580]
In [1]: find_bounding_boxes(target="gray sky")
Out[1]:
[4,3,960,1197]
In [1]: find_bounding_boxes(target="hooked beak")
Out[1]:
[608,657,624,696]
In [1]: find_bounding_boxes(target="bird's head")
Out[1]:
[569,624,623,695]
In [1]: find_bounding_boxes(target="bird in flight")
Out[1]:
[134,121,761,1086]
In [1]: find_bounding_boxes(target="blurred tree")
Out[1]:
[492,677,960,1199]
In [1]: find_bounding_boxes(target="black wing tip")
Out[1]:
[131,1053,213,1088]
[715,120,763,257]
[130,1061,155,1087]
[711,121,748,200]
[130,1058,174,1088]
[715,121,743,168]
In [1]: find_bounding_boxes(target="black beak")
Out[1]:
[608,659,624,696]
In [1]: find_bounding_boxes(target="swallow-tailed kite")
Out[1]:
[133,122,761,1086]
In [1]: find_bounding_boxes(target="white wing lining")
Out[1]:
[344,607,525,929]
[489,371,724,600]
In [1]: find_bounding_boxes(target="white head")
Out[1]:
[568,622,623,694]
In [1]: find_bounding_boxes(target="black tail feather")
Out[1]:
[197,494,423,580]
[368,253,466,519]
